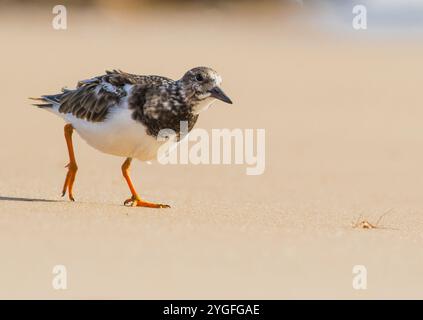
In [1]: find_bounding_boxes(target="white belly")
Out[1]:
[58,106,165,161]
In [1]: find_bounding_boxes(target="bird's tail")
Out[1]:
[29,96,52,108]
[29,92,65,108]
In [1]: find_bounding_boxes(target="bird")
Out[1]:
[31,67,232,208]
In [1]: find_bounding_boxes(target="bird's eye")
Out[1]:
[195,73,204,82]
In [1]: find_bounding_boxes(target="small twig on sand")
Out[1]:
[352,208,397,230]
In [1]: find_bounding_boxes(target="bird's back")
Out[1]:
[33,70,174,123]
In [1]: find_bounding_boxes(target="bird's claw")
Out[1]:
[123,195,170,208]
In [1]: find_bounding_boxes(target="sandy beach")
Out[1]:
[1,5,423,299]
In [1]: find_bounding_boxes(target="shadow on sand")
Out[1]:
[0,196,60,203]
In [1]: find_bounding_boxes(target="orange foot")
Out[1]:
[62,162,78,201]
[123,195,170,208]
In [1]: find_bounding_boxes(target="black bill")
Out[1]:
[209,86,233,104]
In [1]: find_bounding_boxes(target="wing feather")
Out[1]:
[35,70,175,123]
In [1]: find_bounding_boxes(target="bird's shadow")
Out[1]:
[0,195,60,203]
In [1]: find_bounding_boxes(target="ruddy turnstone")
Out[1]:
[31,67,232,208]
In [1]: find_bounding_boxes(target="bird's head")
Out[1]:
[180,67,232,110]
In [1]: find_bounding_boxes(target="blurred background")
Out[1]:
[1,0,423,299]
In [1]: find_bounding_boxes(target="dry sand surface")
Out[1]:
[1,7,423,299]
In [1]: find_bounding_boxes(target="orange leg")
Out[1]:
[121,157,170,208]
[61,124,78,201]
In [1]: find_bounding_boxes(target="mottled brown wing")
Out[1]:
[57,72,133,122]
[58,85,115,122]
[41,70,174,123]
